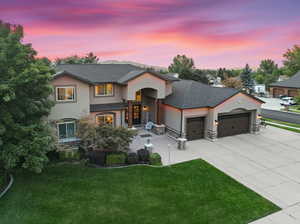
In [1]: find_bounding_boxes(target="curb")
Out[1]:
[0,174,14,199]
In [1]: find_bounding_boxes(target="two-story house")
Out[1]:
[49,64,263,142]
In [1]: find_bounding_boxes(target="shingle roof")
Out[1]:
[90,103,127,112]
[164,80,262,109]
[55,64,178,84]
[269,71,300,88]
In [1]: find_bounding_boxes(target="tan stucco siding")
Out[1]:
[126,73,166,100]
[166,82,173,96]
[163,105,182,134]
[90,110,123,127]
[89,84,123,104]
[49,75,90,121]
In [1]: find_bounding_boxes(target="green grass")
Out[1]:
[289,105,300,113]
[266,123,300,133]
[262,117,300,129]
[0,160,279,224]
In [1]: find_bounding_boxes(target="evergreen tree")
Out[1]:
[240,64,254,93]
[55,52,100,65]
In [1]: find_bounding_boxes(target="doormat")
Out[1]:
[140,134,152,138]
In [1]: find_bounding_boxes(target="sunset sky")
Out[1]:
[1,0,300,68]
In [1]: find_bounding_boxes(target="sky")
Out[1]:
[1,0,300,68]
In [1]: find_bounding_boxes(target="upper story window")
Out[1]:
[56,86,75,102]
[135,90,141,102]
[95,84,113,96]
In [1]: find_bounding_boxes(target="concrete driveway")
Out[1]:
[136,127,300,223]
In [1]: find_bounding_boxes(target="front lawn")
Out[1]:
[262,117,300,129]
[0,160,279,224]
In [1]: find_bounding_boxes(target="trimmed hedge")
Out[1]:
[106,153,126,166]
[59,150,80,161]
[149,153,162,166]
[127,152,138,164]
[137,148,150,163]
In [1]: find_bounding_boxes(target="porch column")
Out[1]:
[128,100,133,128]
[156,99,163,125]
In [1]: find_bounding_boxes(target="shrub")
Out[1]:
[87,150,106,166]
[127,152,138,164]
[59,150,80,161]
[149,153,162,166]
[106,153,126,166]
[77,116,137,152]
[137,148,150,163]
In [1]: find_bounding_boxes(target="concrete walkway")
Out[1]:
[130,126,300,223]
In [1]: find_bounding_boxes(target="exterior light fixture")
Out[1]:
[214,120,219,126]
[142,106,149,111]
[257,114,262,119]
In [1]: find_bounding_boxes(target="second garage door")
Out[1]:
[186,117,205,141]
[218,113,250,138]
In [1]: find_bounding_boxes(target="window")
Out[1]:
[57,121,76,139]
[96,114,114,126]
[56,86,75,102]
[95,84,113,96]
[135,90,141,102]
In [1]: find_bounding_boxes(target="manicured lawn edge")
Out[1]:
[266,123,300,133]
[262,117,300,129]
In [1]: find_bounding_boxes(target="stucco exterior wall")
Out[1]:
[163,104,182,135]
[90,110,122,127]
[49,75,90,121]
[89,84,123,104]
[126,73,167,100]
[165,82,173,96]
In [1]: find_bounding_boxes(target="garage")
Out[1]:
[273,88,284,97]
[186,117,205,141]
[217,113,250,138]
[288,89,298,97]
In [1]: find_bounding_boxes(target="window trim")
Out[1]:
[57,120,76,140]
[96,113,115,127]
[94,83,114,97]
[55,86,76,102]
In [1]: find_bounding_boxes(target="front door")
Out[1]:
[133,105,141,125]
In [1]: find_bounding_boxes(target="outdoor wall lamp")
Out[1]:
[142,106,149,111]
[257,114,262,119]
[214,120,219,126]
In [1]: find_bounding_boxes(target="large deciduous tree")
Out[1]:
[255,59,280,86]
[54,52,100,65]
[240,64,254,93]
[168,55,195,75]
[222,77,243,89]
[283,45,300,77]
[0,21,56,173]
[168,55,208,84]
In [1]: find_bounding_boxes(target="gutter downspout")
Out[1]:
[180,109,183,137]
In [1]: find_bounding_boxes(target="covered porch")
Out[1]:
[125,88,165,134]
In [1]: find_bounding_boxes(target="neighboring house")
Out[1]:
[49,64,263,142]
[253,83,266,95]
[269,71,300,97]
